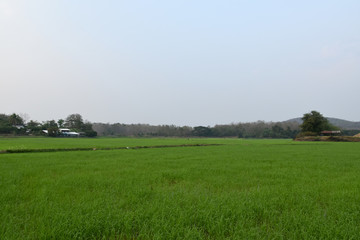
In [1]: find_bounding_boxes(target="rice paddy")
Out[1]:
[1,137,360,239]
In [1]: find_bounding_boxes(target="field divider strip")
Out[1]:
[0,143,223,154]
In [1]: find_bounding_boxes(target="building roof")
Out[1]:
[321,130,341,134]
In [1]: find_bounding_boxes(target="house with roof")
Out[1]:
[321,130,341,136]
[59,128,80,137]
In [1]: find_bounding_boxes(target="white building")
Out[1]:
[59,128,80,137]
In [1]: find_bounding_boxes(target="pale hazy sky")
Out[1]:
[1,1,359,126]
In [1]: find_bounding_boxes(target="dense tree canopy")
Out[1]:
[1,111,354,138]
[300,111,336,134]
[64,114,97,137]
[65,114,84,130]
[0,114,13,134]
[9,114,24,126]
[92,121,300,138]
[0,113,97,137]
[0,114,25,134]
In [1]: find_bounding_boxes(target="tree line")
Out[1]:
[0,113,97,137]
[2,111,352,139]
[92,111,353,138]
[92,121,300,138]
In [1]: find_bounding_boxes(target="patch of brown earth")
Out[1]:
[295,136,360,142]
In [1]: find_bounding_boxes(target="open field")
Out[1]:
[1,138,360,239]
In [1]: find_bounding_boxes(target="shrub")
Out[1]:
[85,130,97,137]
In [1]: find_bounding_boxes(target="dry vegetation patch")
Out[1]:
[295,136,360,142]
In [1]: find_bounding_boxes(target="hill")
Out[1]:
[285,117,360,130]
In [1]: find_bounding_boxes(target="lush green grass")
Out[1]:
[1,138,360,239]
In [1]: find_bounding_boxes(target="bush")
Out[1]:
[0,124,14,134]
[85,130,97,137]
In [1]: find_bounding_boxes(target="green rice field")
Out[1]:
[1,137,360,239]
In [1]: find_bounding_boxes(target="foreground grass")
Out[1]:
[1,138,360,239]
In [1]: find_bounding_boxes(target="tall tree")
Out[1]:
[65,114,84,130]
[57,119,65,128]
[9,113,24,126]
[300,111,334,134]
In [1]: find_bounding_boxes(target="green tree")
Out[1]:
[57,119,65,128]
[0,114,13,134]
[192,126,212,137]
[27,120,42,135]
[82,122,97,137]
[64,114,97,137]
[65,114,84,131]
[41,120,59,137]
[9,113,24,126]
[42,120,58,129]
[300,111,335,134]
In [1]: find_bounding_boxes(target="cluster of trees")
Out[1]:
[93,111,348,138]
[1,110,350,139]
[0,113,26,134]
[93,121,300,138]
[0,113,97,137]
[299,111,338,136]
[93,123,193,137]
[207,121,299,138]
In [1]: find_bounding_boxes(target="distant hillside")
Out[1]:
[285,117,360,130]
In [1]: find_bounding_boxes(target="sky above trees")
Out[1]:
[1,1,360,126]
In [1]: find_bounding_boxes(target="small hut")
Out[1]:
[321,130,341,136]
